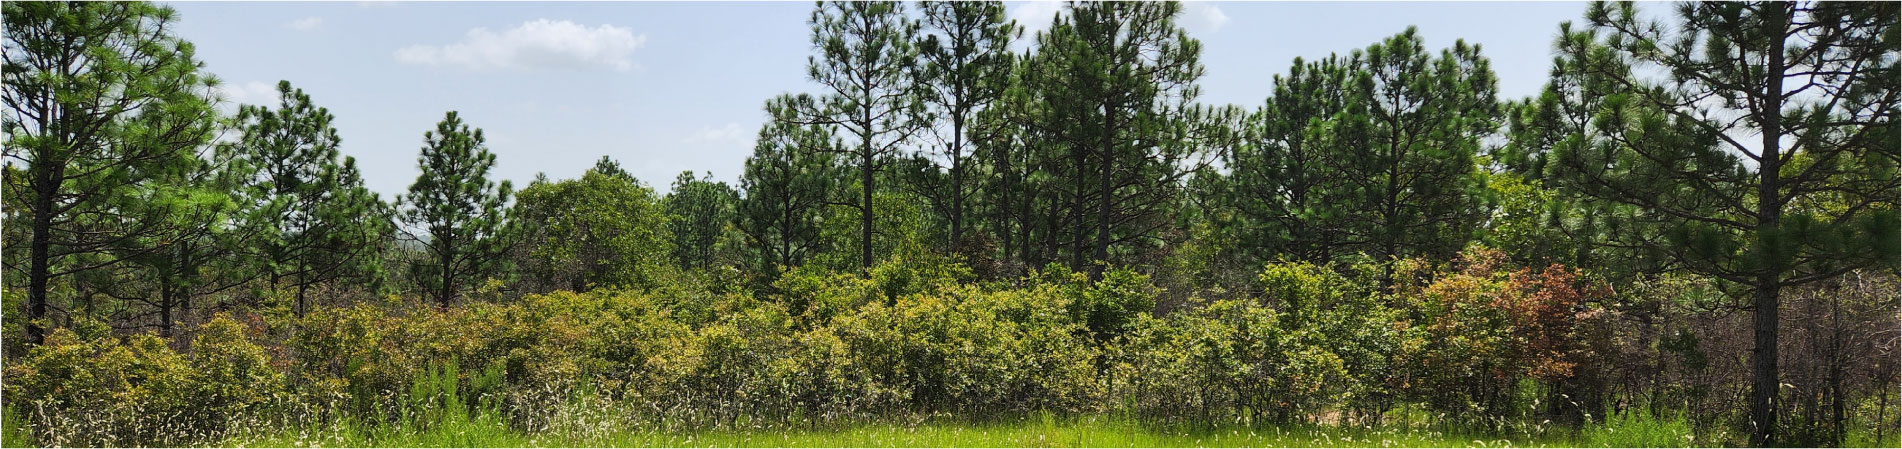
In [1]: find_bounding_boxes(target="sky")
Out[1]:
[164,1,1590,198]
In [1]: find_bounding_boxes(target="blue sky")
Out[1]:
[166,1,1588,197]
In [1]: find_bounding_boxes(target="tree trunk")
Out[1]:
[296,281,311,317]
[1091,106,1115,280]
[1749,5,1787,446]
[1749,282,1781,446]
[950,112,965,244]
[438,238,456,309]
[26,165,57,346]
[159,282,175,338]
[861,133,875,273]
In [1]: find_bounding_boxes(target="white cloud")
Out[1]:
[395,19,646,72]
[285,16,323,31]
[684,123,748,145]
[215,81,279,107]
[1181,1,1230,34]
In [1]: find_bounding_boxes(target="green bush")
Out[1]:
[182,314,285,431]
[2,315,283,446]
[831,282,1100,415]
[1110,298,1347,424]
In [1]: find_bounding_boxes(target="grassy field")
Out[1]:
[225,412,1729,448]
[9,402,1890,448]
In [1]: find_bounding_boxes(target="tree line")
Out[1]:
[3,1,1896,446]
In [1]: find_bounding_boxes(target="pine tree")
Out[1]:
[2,1,220,345]
[800,1,925,272]
[1522,3,1898,444]
[1329,28,1498,284]
[666,171,741,271]
[231,81,390,315]
[1226,55,1356,264]
[740,95,840,280]
[916,1,1016,246]
[1026,1,1212,278]
[397,111,514,308]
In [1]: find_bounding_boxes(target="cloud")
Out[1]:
[215,81,279,107]
[285,16,323,31]
[684,123,748,145]
[395,19,646,72]
[1180,1,1230,34]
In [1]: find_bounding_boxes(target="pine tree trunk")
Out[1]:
[861,132,875,273]
[160,282,175,338]
[439,238,456,309]
[26,164,56,346]
[950,113,965,245]
[1091,106,1114,280]
[1749,6,1787,446]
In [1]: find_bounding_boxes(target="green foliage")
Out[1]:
[4,2,1897,448]
[513,169,673,294]
[183,314,284,430]
[1110,297,1347,425]
[397,111,515,308]
[1579,409,1695,448]
[739,95,840,280]
[230,80,391,313]
[1,314,282,446]
[2,0,223,345]
[665,170,744,271]
[1030,264,1156,343]
[830,281,1102,414]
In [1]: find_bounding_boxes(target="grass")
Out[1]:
[232,411,1601,448]
[1577,409,1697,448]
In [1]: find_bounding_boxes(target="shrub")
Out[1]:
[831,283,1100,415]
[182,314,285,431]
[3,319,198,446]
[1111,298,1348,424]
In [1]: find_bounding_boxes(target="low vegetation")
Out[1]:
[3,0,1896,447]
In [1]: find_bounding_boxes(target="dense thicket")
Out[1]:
[3,1,1895,447]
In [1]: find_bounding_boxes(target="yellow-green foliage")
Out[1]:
[862,282,1102,413]
[3,315,279,446]
[4,251,1668,447]
[1110,299,1347,424]
[183,314,284,428]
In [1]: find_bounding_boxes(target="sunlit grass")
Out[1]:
[231,412,1606,448]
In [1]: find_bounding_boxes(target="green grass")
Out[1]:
[233,412,1599,448]
[1577,409,1697,448]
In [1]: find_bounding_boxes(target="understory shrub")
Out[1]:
[4,251,1892,448]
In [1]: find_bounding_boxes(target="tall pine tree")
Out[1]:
[2,1,220,345]
[1521,3,1898,444]
[800,1,924,272]
[916,1,1016,246]
[231,81,389,315]
[397,111,514,308]
[740,95,841,280]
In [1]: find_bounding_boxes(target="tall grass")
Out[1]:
[235,411,1598,448]
[1578,409,1695,447]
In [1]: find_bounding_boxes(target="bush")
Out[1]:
[2,315,279,446]
[1110,298,1348,424]
[182,314,285,431]
[831,282,1101,415]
